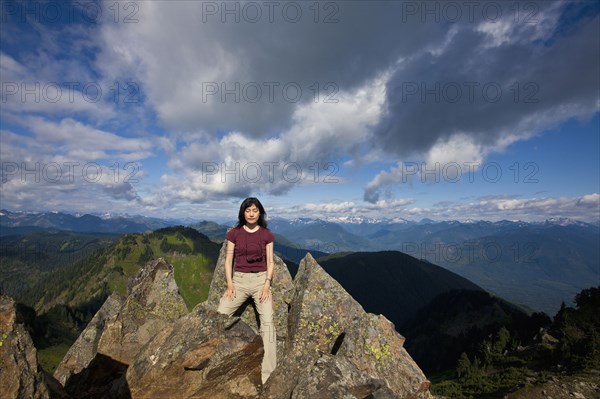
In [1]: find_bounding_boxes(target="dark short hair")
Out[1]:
[236,197,268,228]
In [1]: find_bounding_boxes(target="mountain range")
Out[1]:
[2,209,598,315]
[202,217,600,315]
[1,209,598,398]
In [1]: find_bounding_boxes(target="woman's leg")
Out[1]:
[217,272,249,316]
[250,273,276,385]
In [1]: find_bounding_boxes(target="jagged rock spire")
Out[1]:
[262,252,431,398]
[53,257,188,397]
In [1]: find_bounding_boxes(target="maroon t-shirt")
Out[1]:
[226,226,275,272]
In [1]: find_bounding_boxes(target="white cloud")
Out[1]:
[263,194,599,223]
[0,165,143,214]
[476,1,564,48]
[22,117,154,161]
[363,131,522,203]
[373,9,599,160]
[425,133,486,168]
[0,115,155,212]
[304,201,356,213]
[579,193,600,206]
[270,197,416,221]
[155,72,386,201]
[1,0,598,223]
[93,1,441,135]
[402,194,600,222]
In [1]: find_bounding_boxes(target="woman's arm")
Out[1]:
[265,241,274,281]
[224,239,236,300]
[260,241,275,303]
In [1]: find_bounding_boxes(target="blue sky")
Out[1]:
[1,0,598,222]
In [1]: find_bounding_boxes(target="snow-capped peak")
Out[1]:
[544,217,588,227]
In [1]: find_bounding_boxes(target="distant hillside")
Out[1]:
[11,226,221,371]
[401,289,549,373]
[5,209,596,314]
[0,209,175,235]
[423,223,600,315]
[26,226,221,314]
[188,220,229,241]
[317,250,484,327]
[268,218,600,316]
[0,230,118,301]
[267,217,375,252]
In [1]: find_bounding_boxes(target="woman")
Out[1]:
[217,197,276,385]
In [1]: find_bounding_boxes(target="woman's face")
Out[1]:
[244,204,260,225]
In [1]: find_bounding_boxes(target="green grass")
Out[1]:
[107,231,218,310]
[37,343,71,374]
[170,254,214,310]
[430,360,557,398]
[114,243,144,275]
[106,269,128,296]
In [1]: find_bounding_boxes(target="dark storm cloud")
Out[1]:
[373,5,599,157]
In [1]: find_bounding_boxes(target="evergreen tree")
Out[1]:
[138,245,154,265]
[160,237,169,253]
[493,326,510,355]
[456,352,472,379]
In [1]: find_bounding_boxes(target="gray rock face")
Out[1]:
[52,257,188,398]
[261,253,431,399]
[52,243,431,398]
[97,257,189,365]
[126,304,264,398]
[53,293,124,386]
[0,295,68,399]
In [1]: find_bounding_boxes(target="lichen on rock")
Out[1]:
[262,252,431,399]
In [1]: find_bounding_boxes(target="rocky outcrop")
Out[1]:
[53,293,124,386]
[506,372,600,399]
[98,257,188,364]
[52,242,432,398]
[0,295,68,399]
[126,304,264,398]
[262,253,431,399]
[52,257,188,397]
[123,241,295,398]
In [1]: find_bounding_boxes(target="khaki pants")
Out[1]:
[217,271,276,384]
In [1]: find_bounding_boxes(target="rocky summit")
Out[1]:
[261,252,431,399]
[4,242,432,398]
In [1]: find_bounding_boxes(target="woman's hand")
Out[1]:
[224,283,236,301]
[259,282,270,303]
